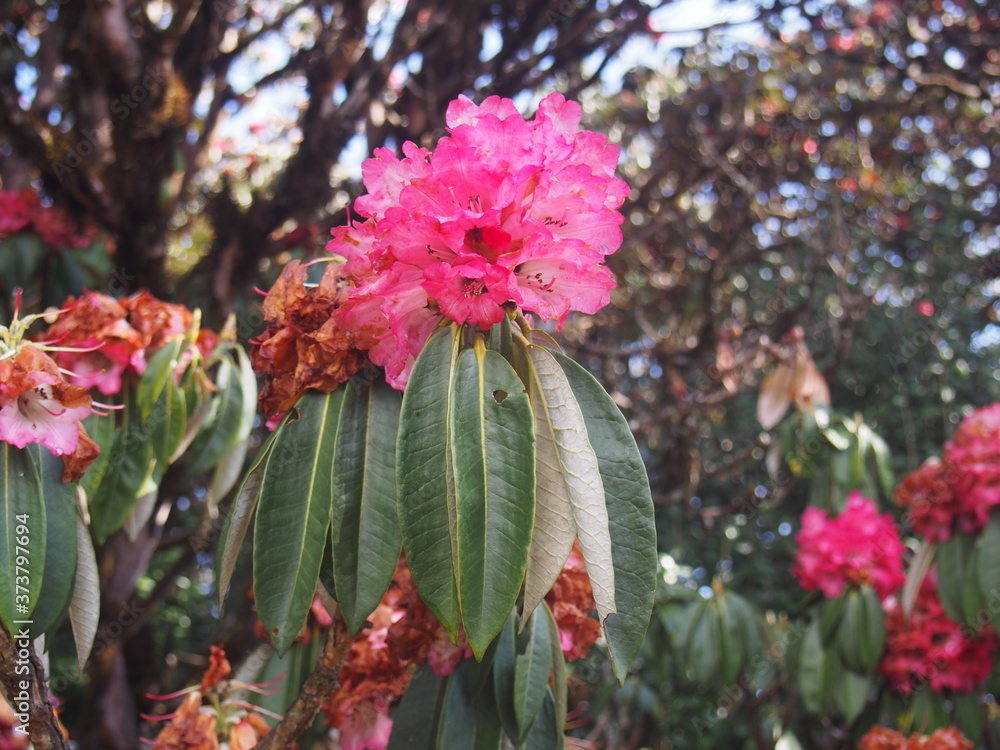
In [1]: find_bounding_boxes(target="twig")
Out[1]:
[0,624,70,750]
[251,609,352,750]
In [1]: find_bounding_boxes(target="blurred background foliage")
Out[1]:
[2,0,1000,747]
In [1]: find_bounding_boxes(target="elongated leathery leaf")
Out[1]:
[0,445,45,631]
[451,341,535,658]
[216,418,286,609]
[332,378,403,634]
[89,388,156,543]
[522,344,607,625]
[136,338,182,419]
[439,658,504,750]
[254,391,343,654]
[69,513,99,671]
[397,326,463,638]
[386,664,448,749]
[26,446,77,639]
[514,604,553,740]
[188,355,247,476]
[554,352,656,684]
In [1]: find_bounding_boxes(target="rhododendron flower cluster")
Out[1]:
[321,560,468,750]
[1,295,106,479]
[0,188,97,248]
[250,259,365,418]
[40,290,210,396]
[878,572,999,694]
[895,403,1000,541]
[545,543,601,661]
[326,92,628,388]
[859,726,973,750]
[147,646,274,750]
[314,551,599,750]
[0,343,100,480]
[792,492,906,601]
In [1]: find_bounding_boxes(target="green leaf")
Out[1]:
[451,342,535,658]
[332,378,403,634]
[554,352,656,684]
[387,664,449,749]
[122,489,158,541]
[398,326,463,638]
[149,378,187,467]
[542,602,567,740]
[834,668,871,724]
[909,690,949,732]
[27,447,78,638]
[209,440,249,508]
[0,445,46,630]
[494,614,519,741]
[253,391,343,654]
[69,514,100,671]
[513,605,553,740]
[78,411,115,501]
[819,595,846,645]
[234,344,260,437]
[977,513,1000,614]
[206,346,258,505]
[521,345,604,624]
[935,532,968,623]
[798,618,825,714]
[952,693,984,745]
[89,390,157,543]
[837,586,885,674]
[216,426,284,609]
[726,592,762,668]
[961,540,984,625]
[439,659,504,750]
[901,539,935,616]
[716,593,745,685]
[520,689,563,750]
[188,355,248,476]
[867,429,895,500]
[137,338,183,419]
[686,600,720,686]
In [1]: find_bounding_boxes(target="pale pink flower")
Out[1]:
[0,344,100,480]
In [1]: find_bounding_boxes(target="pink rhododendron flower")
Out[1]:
[546,543,602,661]
[879,571,999,694]
[0,189,95,247]
[327,92,628,388]
[895,403,1000,541]
[40,291,146,395]
[792,492,905,601]
[426,632,471,677]
[338,700,393,750]
[0,189,37,238]
[0,343,100,481]
[944,402,1000,527]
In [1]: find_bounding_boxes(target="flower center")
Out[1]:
[461,278,486,298]
[464,225,511,262]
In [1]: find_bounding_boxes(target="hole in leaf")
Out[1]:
[492,389,508,404]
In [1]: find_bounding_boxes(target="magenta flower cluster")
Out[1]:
[326,93,628,388]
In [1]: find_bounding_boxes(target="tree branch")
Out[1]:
[252,610,352,750]
[0,624,69,750]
